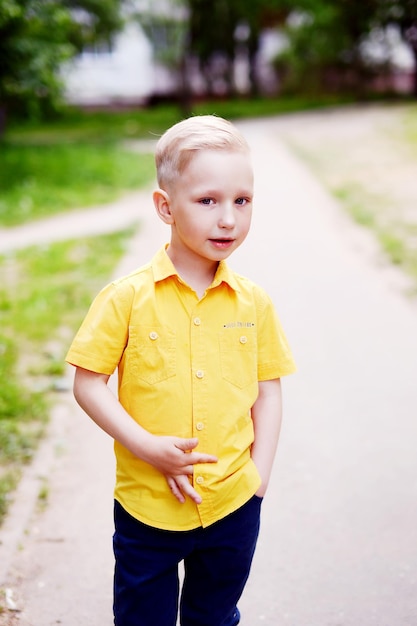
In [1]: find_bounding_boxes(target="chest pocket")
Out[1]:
[128,325,176,385]
[219,328,257,388]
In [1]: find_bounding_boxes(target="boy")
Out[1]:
[66,115,296,626]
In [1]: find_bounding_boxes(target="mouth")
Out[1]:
[209,238,235,249]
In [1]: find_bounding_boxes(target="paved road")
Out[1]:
[1,114,417,625]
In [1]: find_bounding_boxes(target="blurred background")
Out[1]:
[1,0,416,123]
[1,1,417,622]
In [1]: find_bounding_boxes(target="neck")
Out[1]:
[166,246,218,298]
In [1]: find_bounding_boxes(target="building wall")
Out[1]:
[62,22,176,106]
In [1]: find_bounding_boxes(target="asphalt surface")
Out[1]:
[1,113,417,625]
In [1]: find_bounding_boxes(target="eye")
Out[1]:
[235,197,249,206]
[199,197,214,206]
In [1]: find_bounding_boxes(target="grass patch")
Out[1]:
[378,231,407,266]
[333,182,417,287]
[401,103,417,150]
[0,228,133,524]
[0,95,397,228]
[279,103,417,293]
[0,469,21,522]
[5,95,358,145]
[334,184,414,275]
[0,144,154,226]
[334,185,377,228]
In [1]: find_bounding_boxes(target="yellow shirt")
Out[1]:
[66,246,296,530]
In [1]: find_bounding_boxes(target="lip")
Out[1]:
[209,238,235,249]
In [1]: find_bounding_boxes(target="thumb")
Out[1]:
[175,437,199,452]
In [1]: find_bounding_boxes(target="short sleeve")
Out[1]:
[255,287,296,381]
[65,281,132,375]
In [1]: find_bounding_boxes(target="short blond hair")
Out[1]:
[155,115,250,190]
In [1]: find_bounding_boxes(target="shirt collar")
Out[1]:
[152,245,179,282]
[152,245,240,293]
[211,259,241,292]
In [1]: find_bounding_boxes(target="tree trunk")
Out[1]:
[0,104,6,140]
[178,54,192,118]
[411,45,417,97]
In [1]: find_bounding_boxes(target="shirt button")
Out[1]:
[149,331,159,340]
[196,422,204,431]
[193,317,201,326]
[196,370,204,379]
[196,476,204,485]
[239,335,248,344]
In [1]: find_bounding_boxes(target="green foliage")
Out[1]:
[138,0,290,98]
[273,0,417,96]
[274,1,382,94]
[0,0,123,125]
[139,13,188,68]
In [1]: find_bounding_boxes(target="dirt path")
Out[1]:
[0,188,154,255]
[1,106,417,626]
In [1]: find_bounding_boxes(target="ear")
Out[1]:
[153,189,175,225]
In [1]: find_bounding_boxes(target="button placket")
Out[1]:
[190,307,208,493]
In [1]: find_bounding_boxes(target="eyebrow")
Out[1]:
[195,187,253,197]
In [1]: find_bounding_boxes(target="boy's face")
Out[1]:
[165,149,253,267]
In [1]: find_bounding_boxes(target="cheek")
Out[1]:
[179,214,208,237]
[241,213,252,234]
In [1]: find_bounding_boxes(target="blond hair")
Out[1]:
[155,115,250,190]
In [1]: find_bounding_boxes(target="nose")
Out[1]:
[218,202,236,229]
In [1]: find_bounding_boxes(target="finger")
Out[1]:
[174,455,218,475]
[186,453,218,466]
[175,475,203,504]
[166,476,185,504]
[174,438,199,453]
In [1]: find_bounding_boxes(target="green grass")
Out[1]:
[0,93,367,229]
[335,184,415,274]
[0,143,155,226]
[334,185,380,228]
[0,229,133,523]
[5,94,357,144]
[0,469,21,522]
[0,95,359,227]
[6,103,182,144]
[280,102,417,293]
[402,103,417,149]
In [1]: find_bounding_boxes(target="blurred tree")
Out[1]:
[137,0,289,106]
[0,0,122,135]
[274,1,382,95]
[188,0,289,96]
[136,1,191,113]
[274,0,416,96]
[378,0,417,94]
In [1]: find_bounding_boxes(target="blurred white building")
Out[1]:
[62,11,415,107]
[63,20,176,106]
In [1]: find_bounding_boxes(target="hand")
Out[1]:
[166,474,202,505]
[145,436,217,504]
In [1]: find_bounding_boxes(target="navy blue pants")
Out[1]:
[113,496,262,626]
